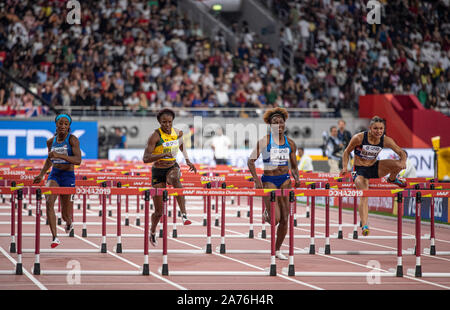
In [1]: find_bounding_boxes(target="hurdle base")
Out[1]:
[172,229,178,238]
[236,211,241,217]
[215,218,219,227]
[306,211,310,218]
[220,244,226,254]
[396,265,403,277]
[108,210,112,217]
[10,242,16,253]
[136,218,141,226]
[430,245,436,255]
[101,243,107,253]
[309,244,315,254]
[142,264,149,275]
[69,229,74,237]
[353,230,358,239]
[82,229,87,237]
[288,265,295,276]
[28,209,32,216]
[202,218,207,226]
[415,265,422,277]
[33,263,41,275]
[98,211,102,217]
[206,244,212,254]
[324,244,331,255]
[124,218,129,226]
[161,264,169,276]
[57,218,62,225]
[261,230,266,239]
[337,231,343,239]
[116,243,122,253]
[159,229,163,238]
[270,264,276,276]
[249,230,254,239]
[15,263,22,275]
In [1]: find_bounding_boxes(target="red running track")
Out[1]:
[0,192,449,290]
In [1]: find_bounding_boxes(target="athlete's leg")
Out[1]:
[151,182,165,235]
[378,159,404,181]
[166,166,187,214]
[45,180,59,239]
[60,194,73,229]
[354,175,369,228]
[262,181,278,224]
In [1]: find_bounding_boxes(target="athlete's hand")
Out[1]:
[48,151,60,159]
[162,151,173,158]
[254,179,263,189]
[339,168,348,176]
[33,175,43,184]
[186,160,197,173]
[294,179,301,188]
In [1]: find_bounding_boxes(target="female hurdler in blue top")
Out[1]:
[33,114,82,248]
[247,107,301,260]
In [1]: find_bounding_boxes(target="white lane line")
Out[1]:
[0,246,47,290]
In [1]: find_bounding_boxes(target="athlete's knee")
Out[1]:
[152,211,163,218]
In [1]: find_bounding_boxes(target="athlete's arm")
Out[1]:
[384,136,407,170]
[49,135,82,165]
[142,131,172,163]
[340,133,363,175]
[177,129,197,173]
[288,138,301,187]
[33,138,54,184]
[247,136,266,188]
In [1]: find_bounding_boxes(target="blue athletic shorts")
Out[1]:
[47,167,75,187]
[261,174,290,188]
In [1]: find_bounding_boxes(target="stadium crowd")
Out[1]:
[264,0,449,114]
[0,0,448,118]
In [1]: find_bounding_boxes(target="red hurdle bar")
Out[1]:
[261,198,266,238]
[430,184,436,255]
[397,192,403,277]
[324,183,331,254]
[206,183,212,254]
[10,181,16,253]
[415,192,422,277]
[269,191,276,276]
[309,183,316,254]
[82,192,87,237]
[143,190,150,275]
[101,183,107,253]
[162,190,169,275]
[116,182,122,253]
[16,189,23,275]
[220,182,226,253]
[288,191,295,276]
[249,195,254,238]
[33,189,42,275]
[352,197,358,239]
[172,192,177,237]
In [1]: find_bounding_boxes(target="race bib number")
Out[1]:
[270,148,289,165]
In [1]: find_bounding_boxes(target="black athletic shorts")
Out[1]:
[352,160,379,181]
[151,162,179,186]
